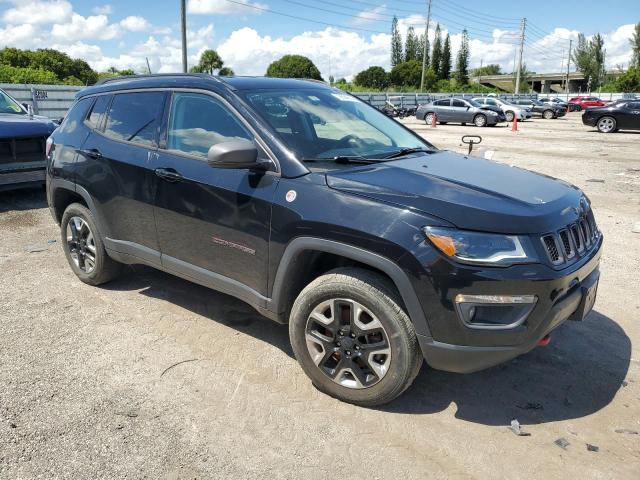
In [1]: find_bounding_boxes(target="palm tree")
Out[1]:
[198,49,223,74]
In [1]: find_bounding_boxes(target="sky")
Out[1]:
[0,0,637,80]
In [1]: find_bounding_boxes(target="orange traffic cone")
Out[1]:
[431,112,437,128]
[511,114,518,132]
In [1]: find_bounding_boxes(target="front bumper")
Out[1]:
[415,237,602,373]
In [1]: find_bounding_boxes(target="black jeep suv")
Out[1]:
[47,75,602,406]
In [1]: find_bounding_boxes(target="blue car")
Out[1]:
[1,88,57,190]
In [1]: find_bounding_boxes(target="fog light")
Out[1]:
[454,294,537,330]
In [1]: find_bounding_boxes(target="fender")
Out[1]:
[267,237,432,339]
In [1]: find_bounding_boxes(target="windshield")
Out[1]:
[0,89,25,115]
[467,99,482,108]
[240,89,433,162]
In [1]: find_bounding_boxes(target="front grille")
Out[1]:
[0,137,46,166]
[540,207,600,267]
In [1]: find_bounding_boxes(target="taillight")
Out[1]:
[46,137,53,157]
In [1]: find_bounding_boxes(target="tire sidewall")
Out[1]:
[474,114,487,127]
[506,111,515,122]
[60,203,109,284]
[597,116,616,133]
[425,112,434,125]
[543,110,554,119]
[289,275,418,405]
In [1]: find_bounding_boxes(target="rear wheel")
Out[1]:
[505,111,515,122]
[424,112,435,125]
[61,203,122,285]
[542,109,555,119]
[597,116,617,133]
[289,268,423,407]
[473,114,487,127]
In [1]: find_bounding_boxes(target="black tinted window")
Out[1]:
[105,92,164,146]
[627,102,640,109]
[59,98,93,134]
[167,92,252,158]
[452,99,466,107]
[87,95,111,129]
[434,99,449,106]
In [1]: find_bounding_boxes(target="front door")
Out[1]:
[619,101,640,129]
[153,91,278,297]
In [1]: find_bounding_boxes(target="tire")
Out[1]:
[542,109,555,120]
[597,116,617,133]
[576,105,582,112]
[289,268,423,407]
[473,114,487,127]
[439,121,447,125]
[61,203,122,286]
[424,112,435,125]
[505,111,515,122]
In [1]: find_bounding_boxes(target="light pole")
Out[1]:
[181,0,188,73]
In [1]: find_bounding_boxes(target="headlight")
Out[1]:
[423,226,537,266]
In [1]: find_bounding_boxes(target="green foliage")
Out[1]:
[455,30,470,85]
[198,49,224,74]
[631,23,640,67]
[266,55,322,80]
[423,68,437,91]
[390,60,422,88]
[513,62,531,93]
[431,24,442,79]
[391,16,403,67]
[0,47,98,85]
[439,34,452,80]
[614,66,640,92]
[97,68,136,81]
[218,67,235,76]
[473,64,501,76]
[405,27,419,62]
[0,64,58,84]
[354,66,389,90]
[417,33,428,69]
[572,32,606,89]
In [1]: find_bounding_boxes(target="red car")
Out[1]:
[569,96,608,111]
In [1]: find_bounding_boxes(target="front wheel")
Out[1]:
[505,111,515,122]
[473,114,487,127]
[597,116,617,133]
[542,109,555,119]
[61,203,122,285]
[424,112,435,125]
[289,268,423,407]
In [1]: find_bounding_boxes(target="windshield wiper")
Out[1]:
[304,155,383,164]
[382,147,434,159]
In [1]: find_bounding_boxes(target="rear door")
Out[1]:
[432,99,451,121]
[450,99,469,123]
[75,91,166,262]
[153,90,278,297]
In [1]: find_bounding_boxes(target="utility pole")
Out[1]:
[565,38,572,95]
[419,0,433,92]
[180,0,188,73]
[479,58,483,87]
[514,17,526,94]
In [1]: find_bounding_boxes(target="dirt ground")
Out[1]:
[1,113,639,479]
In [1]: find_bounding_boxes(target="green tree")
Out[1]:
[572,32,606,90]
[513,62,531,93]
[473,64,501,76]
[616,66,640,91]
[632,23,640,67]
[391,16,403,67]
[354,66,389,89]
[0,47,98,85]
[417,33,429,70]
[405,26,419,62]
[431,24,442,78]
[198,49,224,74]
[0,64,58,84]
[266,54,322,80]
[389,60,422,88]
[0,47,32,68]
[439,33,452,80]
[423,67,437,91]
[218,67,235,76]
[455,29,470,85]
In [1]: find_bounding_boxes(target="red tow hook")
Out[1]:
[537,334,551,347]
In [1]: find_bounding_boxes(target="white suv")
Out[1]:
[473,97,532,122]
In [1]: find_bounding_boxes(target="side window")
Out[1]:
[86,95,111,129]
[452,99,466,108]
[104,91,164,147]
[628,102,640,109]
[486,99,497,105]
[59,97,93,134]
[434,99,449,106]
[167,92,253,158]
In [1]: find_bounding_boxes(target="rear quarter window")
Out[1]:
[104,91,165,147]
[58,97,93,135]
[86,95,111,129]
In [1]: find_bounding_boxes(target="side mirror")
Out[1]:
[207,139,268,170]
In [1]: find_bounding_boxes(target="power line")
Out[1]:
[431,4,520,28]
[436,0,521,22]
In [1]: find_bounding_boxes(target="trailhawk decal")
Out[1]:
[211,236,256,255]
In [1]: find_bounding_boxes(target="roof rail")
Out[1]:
[95,73,222,86]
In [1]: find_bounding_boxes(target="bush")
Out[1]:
[615,67,640,92]
[266,55,322,80]
[0,64,58,84]
[354,66,389,90]
[389,60,422,88]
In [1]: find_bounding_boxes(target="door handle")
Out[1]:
[77,148,103,160]
[155,168,183,182]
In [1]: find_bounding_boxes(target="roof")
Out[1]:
[77,74,330,99]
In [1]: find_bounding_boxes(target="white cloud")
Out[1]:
[351,5,387,26]
[603,24,635,68]
[51,13,120,41]
[0,23,46,49]
[187,0,266,15]
[120,15,151,32]
[92,4,113,15]
[2,0,72,25]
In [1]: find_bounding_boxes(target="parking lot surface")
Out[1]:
[1,114,639,479]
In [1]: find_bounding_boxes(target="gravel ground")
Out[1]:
[1,113,639,479]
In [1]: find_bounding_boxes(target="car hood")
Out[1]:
[0,113,56,139]
[325,151,585,234]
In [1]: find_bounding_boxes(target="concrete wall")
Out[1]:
[1,83,82,120]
